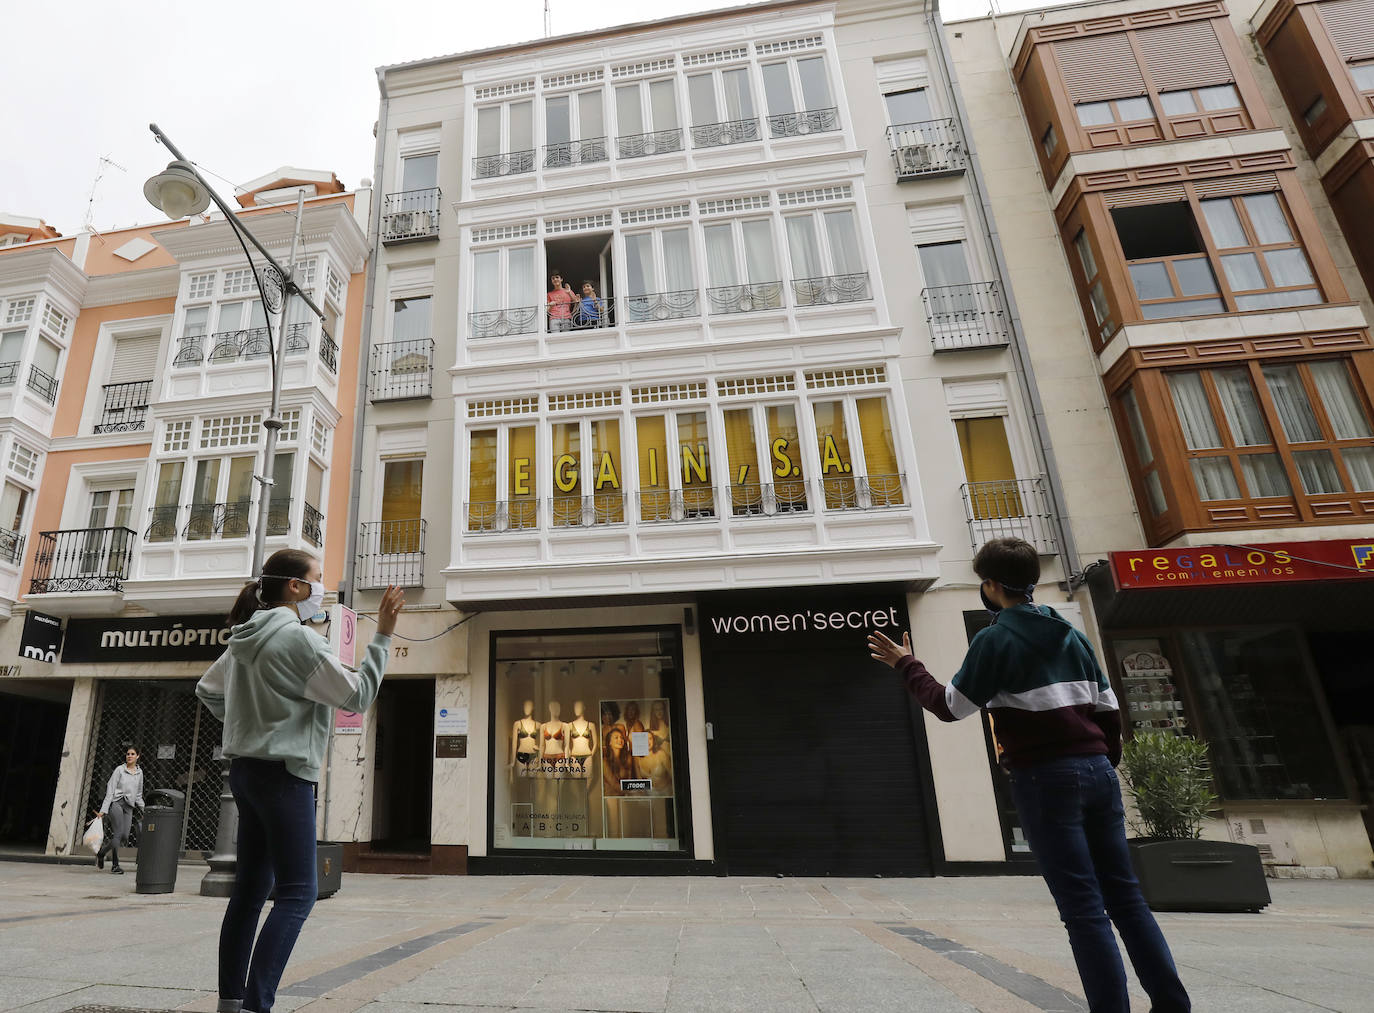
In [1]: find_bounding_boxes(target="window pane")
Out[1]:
[1353,64,1374,90]
[858,398,904,505]
[741,219,778,283]
[636,414,668,521]
[1236,289,1322,310]
[1088,282,1111,326]
[1173,257,1219,296]
[797,56,831,109]
[1221,253,1265,292]
[703,224,739,287]
[192,459,220,506]
[509,101,533,150]
[813,400,856,508]
[1116,96,1153,120]
[1309,361,1373,439]
[661,228,694,292]
[1140,297,1224,319]
[762,63,794,115]
[723,408,760,513]
[616,84,643,135]
[546,96,571,146]
[722,68,754,121]
[1190,458,1241,500]
[1167,372,1224,449]
[956,417,1021,518]
[155,462,183,509]
[1,481,28,532]
[508,425,536,503]
[393,295,432,341]
[677,411,713,516]
[579,89,604,139]
[1073,229,1098,280]
[551,421,581,521]
[401,152,438,191]
[272,451,295,502]
[625,234,655,295]
[1264,248,1314,287]
[1293,449,1345,494]
[765,404,806,510]
[471,252,501,312]
[785,215,823,280]
[467,429,497,530]
[507,247,536,307]
[1243,193,1293,244]
[1212,367,1272,446]
[1201,198,1247,248]
[1129,261,1174,301]
[1341,446,1374,491]
[649,79,677,130]
[918,241,972,289]
[884,88,932,124]
[1239,453,1291,497]
[382,459,423,520]
[0,329,23,363]
[823,210,863,276]
[1261,364,1324,442]
[1159,90,1198,115]
[1199,84,1241,110]
[476,106,501,156]
[590,418,623,522]
[1075,101,1113,126]
[687,74,717,125]
[1144,471,1168,515]
[1121,388,1155,466]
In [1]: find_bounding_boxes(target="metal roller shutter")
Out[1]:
[1103,183,1188,208]
[1319,0,1374,63]
[1055,33,1147,103]
[1192,173,1281,198]
[108,334,162,385]
[1136,20,1234,91]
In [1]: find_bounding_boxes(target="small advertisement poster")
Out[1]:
[334,710,363,735]
[20,611,65,664]
[436,706,468,735]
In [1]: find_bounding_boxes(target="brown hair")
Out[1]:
[228,548,316,626]
[972,538,1040,596]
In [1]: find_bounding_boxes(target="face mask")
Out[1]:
[979,584,1002,615]
[296,580,326,622]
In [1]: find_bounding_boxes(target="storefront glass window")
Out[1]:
[492,628,684,853]
[1179,628,1346,800]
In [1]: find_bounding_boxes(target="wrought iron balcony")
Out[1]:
[470,306,539,339]
[466,500,538,533]
[30,527,136,594]
[267,498,291,537]
[863,473,907,508]
[27,365,58,405]
[706,281,783,315]
[767,107,839,137]
[0,361,17,386]
[638,487,716,522]
[624,289,699,322]
[186,501,253,541]
[550,493,627,527]
[888,119,966,179]
[319,330,338,373]
[473,150,535,179]
[93,380,152,433]
[146,504,181,543]
[173,334,206,367]
[368,338,433,402]
[282,321,310,355]
[960,476,1057,554]
[616,128,684,159]
[543,137,609,168]
[547,296,615,330]
[691,118,761,147]
[923,281,1011,352]
[207,327,271,364]
[792,272,871,306]
[357,519,425,588]
[0,526,23,566]
[302,502,323,547]
[726,480,811,516]
[381,187,441,244]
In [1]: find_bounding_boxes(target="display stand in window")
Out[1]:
[1119,646,1188,735]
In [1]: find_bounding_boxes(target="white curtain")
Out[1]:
[1212,368,1270,446]
[742,219,778,283]
[0,330,23,363]
[661,229,693,292]
[471,252,501,312]
[616,85,643,135]
[509,101,533,151]
[476,106,501,156]
[824,210,863,276]
[625,234,655,295]
[507,247,535,307]
[723,69,754,121]
[545,96,571,146]
[1200,198,1246,249]
[401,153,437,191]
[1265,248,1315,288]
[1341,447,1374,492]
[393,296,432,340]
[1243,193,1293,244]
[578,89,604,139]
[1167,372,1223,449]
[797,56,831,109]
[1120,388,1155,466]
[918,242,972,289]
[1310,361,1373,439]
[687,74,716,126]
[1262,364,1323,442]
[1292,449,1344,494]
[32,337,60,377]
[1190,458,1240,500]
[785,216,822,280]
[650,80,678,131]
[762,63,793,115]
[1239,454,1290,497]
[703,225,739,288]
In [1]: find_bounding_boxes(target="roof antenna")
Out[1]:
[544,0,551,37]
[83,154,128,234]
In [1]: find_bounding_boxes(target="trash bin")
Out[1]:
[135,788,186,895]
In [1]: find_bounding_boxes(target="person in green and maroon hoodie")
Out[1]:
[869,538,1190,1013]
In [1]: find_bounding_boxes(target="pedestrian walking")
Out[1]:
[867,537,1190,1013]
[195,548,404,1013]
[94,746,144,874]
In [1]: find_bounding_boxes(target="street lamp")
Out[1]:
[144,124,327,896]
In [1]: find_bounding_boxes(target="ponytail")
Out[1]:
[227,547,317,627]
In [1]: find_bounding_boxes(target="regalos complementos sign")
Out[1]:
[1111,539,1374,590]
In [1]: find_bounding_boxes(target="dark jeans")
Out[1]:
[1009,754,1190,1013]
[101,799,136,868]
[219,758,317,1013]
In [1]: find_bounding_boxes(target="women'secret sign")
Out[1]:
[1111,539,1374,590]
[699,588,908,649]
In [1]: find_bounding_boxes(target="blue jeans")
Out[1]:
[1009,754,1190,1013]
[219,758,317,1013]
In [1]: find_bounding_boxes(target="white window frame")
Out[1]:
[685,65,757,128]
[471,245,538,314]
[761,54,835,116]
[474,98,535,158]
[614,77,681,138]
[783,206,866,281]
[543,88,607,148]
[701,217,783,305]
[621,226,697,300]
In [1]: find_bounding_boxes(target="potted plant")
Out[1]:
[1119,731,1270,912]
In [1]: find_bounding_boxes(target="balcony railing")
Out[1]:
[624,289,699,322]
[207,327,271,364]
[466,500,538,533]
[792,272,871,306]
[357,519,425,588]
[638,488,716,522]
[726,481,811,516]
[960,476,1057,554]
[0,526,24,565]
[617,128,684,159]
[0,361,17,387]
[888,119,966,179]
[186,501,253,541]
[267,498,291,537]
[368,338,433,402]
[470,306,539,339]
[543,137,609,168]
[173,334,206,367]
[550,493,627,527]
[691,117,761,147]
[473,149,535,178]
[547,297,615,330]
[923,281,1011,352]
[381,188,441,244]
[30,527,136,594]
[319,331,338,373]
[146,504,181,543]
[93,380,153,433]
[707,281,783,315]
[767,107,840,137]
[27,365,58,405]
[302,502,323,547]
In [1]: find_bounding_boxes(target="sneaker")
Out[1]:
[111,866,124,875]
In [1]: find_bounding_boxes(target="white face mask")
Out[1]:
[296,580,326,621]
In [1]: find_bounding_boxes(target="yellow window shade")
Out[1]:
[381,458,424,551]
[468,429,497,531]
[636,414,668,521]
[955,416,1021,519]
[591,418,624,523]
[508,425,537,528]
[857,397,904,505]
[812,400,855,508]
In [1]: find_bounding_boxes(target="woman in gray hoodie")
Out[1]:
[196,548,404,1013]
[95,745,144,874]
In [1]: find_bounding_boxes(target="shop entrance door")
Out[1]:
[704,648,934,877]
[0,682,69,849]
[371,678,434,853]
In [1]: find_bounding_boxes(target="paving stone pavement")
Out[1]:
[1,861,1372,1012]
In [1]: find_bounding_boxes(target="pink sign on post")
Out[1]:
[338,605,357,669]
[334,710,363,735]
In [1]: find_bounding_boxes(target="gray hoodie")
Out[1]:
[195,607,390,782]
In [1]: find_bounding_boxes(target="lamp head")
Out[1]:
[143,160,211,219]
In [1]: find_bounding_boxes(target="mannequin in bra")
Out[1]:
[566,700,597,776]
[509,699,540,777]
[535,701,566,837]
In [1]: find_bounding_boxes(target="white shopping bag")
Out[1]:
[82,816,104,854]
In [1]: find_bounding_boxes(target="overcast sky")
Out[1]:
[1,0,1062,236]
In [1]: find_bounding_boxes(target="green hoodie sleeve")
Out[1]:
[298,631,392,713]
[195,653,230,721]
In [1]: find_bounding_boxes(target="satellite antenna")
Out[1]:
[83,154,128,233]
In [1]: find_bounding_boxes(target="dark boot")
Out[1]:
[96,842,107,870]
[109,844,122,873]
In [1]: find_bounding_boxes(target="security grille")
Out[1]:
[81,680,224,857]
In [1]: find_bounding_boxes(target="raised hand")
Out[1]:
[376,585,406,637]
